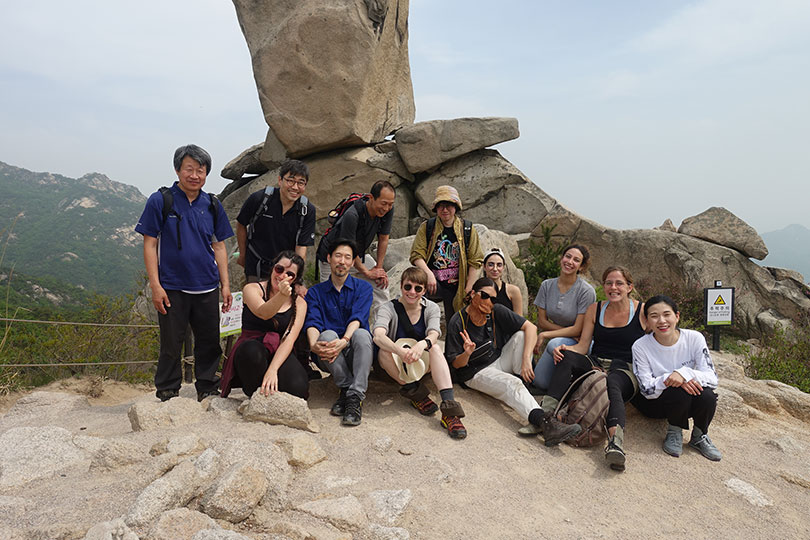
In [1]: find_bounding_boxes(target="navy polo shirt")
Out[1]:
[135,182,234,291]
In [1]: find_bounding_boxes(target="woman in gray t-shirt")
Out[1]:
[531,244,596,390]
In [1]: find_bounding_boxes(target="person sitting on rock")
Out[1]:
[526,266,647,472]
[219,251,309,400]
[632,295,722,461]
[410,185,483,320]
[373,266,467,439]
[305,239,374,426]
[444,277,546,433]
[481,247,523,316]
[531,244,596,392]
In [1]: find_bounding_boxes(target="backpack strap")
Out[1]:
[158,186,182,250]
[425,217,437,246]
[247,186,274,241]
[209,193,221,234]
[392,299,424,340]
[295,195,309,246]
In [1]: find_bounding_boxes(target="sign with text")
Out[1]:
[220,291,243,337]
[704,287,734,326]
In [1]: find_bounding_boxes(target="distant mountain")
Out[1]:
[761,224,810,283]
[0,161,146,295]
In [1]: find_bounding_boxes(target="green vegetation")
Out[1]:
[745,316,810,393]
[634,277,706,332]
[515,224,565,323]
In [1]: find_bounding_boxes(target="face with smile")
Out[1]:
[270,257,300,291]
[328,244,354,278]
[560,248,584,276]
[368,187,395,218]
[278,173,307,204]
[435,202,457,227]
[400,279,425,306]
[603,270,633,303]
[175,156,207,197]
[471,286,497,315]
[646,301,680,342]
[484,254,505,281]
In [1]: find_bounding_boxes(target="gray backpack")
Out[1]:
[554,369,609,447]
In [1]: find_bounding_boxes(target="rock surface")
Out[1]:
[240,392,319,433]
[150,507,217,540]
[678,206,769,260]
[128,398,205,431]
[232,0,415,156]
[220,143,269,181]
[395,117,519,173]
[0,426,90,488]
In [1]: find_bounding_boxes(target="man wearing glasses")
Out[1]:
[236,159,317,282]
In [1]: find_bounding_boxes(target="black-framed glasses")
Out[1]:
[403,283,424,293]
[282,176,307,188]
[477,291,494,301]
[273,264,297,280]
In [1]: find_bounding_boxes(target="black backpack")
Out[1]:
[158,186,222,250]
[424,217,473,251]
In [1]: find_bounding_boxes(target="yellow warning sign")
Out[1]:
[713,295,726,305]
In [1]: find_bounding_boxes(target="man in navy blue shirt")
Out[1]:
[135,144,234,402]
[305,239,373,426]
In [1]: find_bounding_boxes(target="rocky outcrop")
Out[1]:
[232,0,415,158]
[395,117,519,173]
[219,144,268,181]
[678,206,768,260]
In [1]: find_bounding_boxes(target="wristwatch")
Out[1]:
[424,338,433,350]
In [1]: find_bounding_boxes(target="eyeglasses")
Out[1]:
[477,291,494,301]
[273,264,297,280]
[282,176,307,188]
[403,283,424,293]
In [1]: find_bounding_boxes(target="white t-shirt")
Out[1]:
[632,329,718,400]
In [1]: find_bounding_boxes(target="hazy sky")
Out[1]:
[2,0,808,234]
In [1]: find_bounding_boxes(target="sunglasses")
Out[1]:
[477,291,494,301]
[273,264,297,280]
[403,283,424,293]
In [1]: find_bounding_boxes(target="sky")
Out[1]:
[1,0,809,235]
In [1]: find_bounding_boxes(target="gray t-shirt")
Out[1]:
[533,277,596,328]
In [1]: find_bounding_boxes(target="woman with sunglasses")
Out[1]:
[220,250,309,400]
[445,277,559,435]
[531,244,596,391]
[481,248,523,316]
[373,267,467,439]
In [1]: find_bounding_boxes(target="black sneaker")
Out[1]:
[342,395,363,426]
[330,388,348,416]
[197,389,220,402]
[156,389,179,402]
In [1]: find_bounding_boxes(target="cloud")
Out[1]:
[598,69,642,99]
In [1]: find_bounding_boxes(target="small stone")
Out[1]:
[83,518,139,540]
[167,434,206,456]
[151,507,217,540]
[91,438,148,469]
[724,478,772,507]
[207,397,243,418]
[296,495,368,530]
[275,434,327,468]
[373,436,393,454]
[240,392,319,433]
[128,398,204,431]
[201,464,267,523]
[368,489,411,524]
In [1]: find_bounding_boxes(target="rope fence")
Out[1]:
[0,317,158,328]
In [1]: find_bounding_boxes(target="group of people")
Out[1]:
[136,145,723,471]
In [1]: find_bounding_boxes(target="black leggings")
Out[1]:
[632,387,717,433]
[231,340,309,399]
[429,280,458,320]
[548,350,636,429]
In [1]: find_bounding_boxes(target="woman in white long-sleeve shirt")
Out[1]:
[632,295,722,461]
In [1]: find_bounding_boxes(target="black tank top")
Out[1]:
[241,283,294,334]
[493,282,513,311]
[591,300,644,363]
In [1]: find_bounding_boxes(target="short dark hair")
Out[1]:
[279,159,309,182]
[262,250,306,284]
[471,276,496,292]
[644,295,679,317]
[562,244,591,273]
[329,238,358,259]
[370,180,395,198]
[173,144,212,174]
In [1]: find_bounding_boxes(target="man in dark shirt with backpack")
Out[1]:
[236,159,317,282]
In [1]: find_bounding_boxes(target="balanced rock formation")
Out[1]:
[232,0,415,158]
[678,206,769,260]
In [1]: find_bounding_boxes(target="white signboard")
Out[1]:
[705,287,734,326]
[220,291,244,337]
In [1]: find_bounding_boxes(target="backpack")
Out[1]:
[425,217,473,252]
[323,192,369,237]
[554,369,609,447]
[158,186,222,250]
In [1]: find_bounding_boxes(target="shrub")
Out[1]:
[745,315,810,393]
[634,277,706,332]
[515,224,565,323]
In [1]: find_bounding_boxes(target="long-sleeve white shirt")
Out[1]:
[632,329,718,399]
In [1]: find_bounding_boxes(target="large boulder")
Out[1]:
[0,427,91,488]
[415,150,555,235]
[678,206,768,260]
[232,0,415,157]
[395,117,519,173]
[220,143,268,181]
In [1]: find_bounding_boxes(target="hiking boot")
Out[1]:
[330,388,348,417]
[517,423,543,437]
[441,415,467,439]
[689,432,722,461]
[411,396,439,416]
[342,395,363,426]
[156,389,179,402]
[197,389,220,402]
[604,425,626,471]
[541,411,582,447]
[663,424,683,457]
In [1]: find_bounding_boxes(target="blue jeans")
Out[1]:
[532,337,596,391]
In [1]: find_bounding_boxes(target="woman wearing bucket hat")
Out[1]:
[373,266,467,439]
[409,185,483,319]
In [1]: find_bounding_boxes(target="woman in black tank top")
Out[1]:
[482,248,523,316]
[220,251,309,399]
[533,266,647,472]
